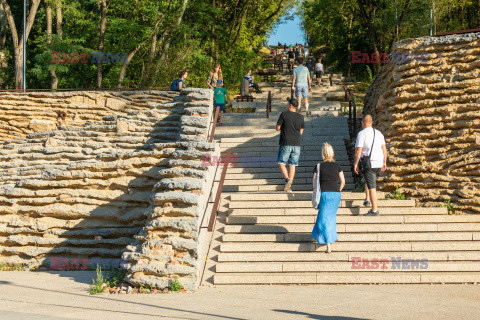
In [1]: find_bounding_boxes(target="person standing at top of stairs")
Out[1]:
[276,97,305,193]
[292,57,312,114]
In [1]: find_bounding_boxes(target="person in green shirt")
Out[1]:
[213,80,232,126]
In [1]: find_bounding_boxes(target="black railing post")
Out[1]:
[351,91,357,134]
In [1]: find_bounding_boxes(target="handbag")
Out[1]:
[312,163,321,209]
[359,127,376,172]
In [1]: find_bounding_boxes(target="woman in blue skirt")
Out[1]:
[311,143,345,253]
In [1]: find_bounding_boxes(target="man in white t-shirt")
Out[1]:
[354,114,388,216]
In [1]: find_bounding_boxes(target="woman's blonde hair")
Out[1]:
[214,63,223,79]
[322,143,335,162]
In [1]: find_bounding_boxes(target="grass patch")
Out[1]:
[0,264,27,271]
[106,268,128,287]
[169,277,184,292]
[89,265,106,295]
[443,200,456,214]
[385,187,406,200]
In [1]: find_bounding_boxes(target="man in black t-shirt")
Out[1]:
[276,97,305,192]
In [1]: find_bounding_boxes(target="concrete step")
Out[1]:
[218,251,480,262]
[225,215,480,225]
[225,166,351,174]
[227,207,449,216]
[221,141,347,149]
[214,272,480,284]
[215,261,480,273]
[224,173,353,183]
[229,192,381,201]
[228,199,415,209]
[219,241,480,252]
[222,184,355,192]
[223,223,480,234]
[222,231,478,242]
[226,162,352,169]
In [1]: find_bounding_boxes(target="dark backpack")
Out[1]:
[170,79,179,91]
[170,78,185,91]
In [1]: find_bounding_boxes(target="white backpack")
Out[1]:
[311,163,321,209]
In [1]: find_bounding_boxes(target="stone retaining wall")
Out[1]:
[0,88,220,290]
[0,91,176,141]
[364,32,480,213]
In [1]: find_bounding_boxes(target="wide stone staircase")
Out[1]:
[201,56,480,285]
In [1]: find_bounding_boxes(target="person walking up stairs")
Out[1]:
[276,97,305,192]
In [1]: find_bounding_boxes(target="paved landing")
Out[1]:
[0,271,479,320]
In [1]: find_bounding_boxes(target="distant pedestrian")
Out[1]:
[311,143,345,253]
[292,57,312,114]
[354,115,388,216]
[170,70,188,91]
[213,80,232,126]
[207,64,223,90]
[276,97,305,193]
[315,59,324,86]
[244,70,262,94]
[306,58,315,81]
[304,47,309,59]
[287,49,295,72]
[294,47,300,61]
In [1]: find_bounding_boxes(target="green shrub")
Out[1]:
[89,265,106,295]
[106,269,128,287]
[443,200,455,215]
[169,277,184,292]
[385,187,406,200]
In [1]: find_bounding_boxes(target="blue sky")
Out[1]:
[268,8,305,46]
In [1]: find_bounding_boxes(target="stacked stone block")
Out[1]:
[0,88,219,290]
[364,32,480,214]
[0,91,176,141]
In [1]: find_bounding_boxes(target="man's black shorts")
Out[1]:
[363,168,380,189]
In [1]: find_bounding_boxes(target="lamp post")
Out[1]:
[23,0,26,91]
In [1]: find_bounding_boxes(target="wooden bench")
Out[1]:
[235,78,255,102]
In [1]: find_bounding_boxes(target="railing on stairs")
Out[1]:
[204,106,231,232]
[207,151,232,232]
[345,86,358,134]
[266,91,272,118]
[208,106,221,143]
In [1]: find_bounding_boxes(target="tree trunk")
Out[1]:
[117,16,165,89]
[97,0,107,89]
[56,0,63,40]
[357,0,381,71]
[0,2,6,48]
[347,15,353,78]
[157,0,189,64]
[0,0,42,89]
[46,3,58,90]
[116,46,141,89]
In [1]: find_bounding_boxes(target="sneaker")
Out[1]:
[363,200,371,207]
[364,209,379,216]
[284,178,293,192]
[286,189,293,193]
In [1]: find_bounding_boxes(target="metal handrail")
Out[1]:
[207,151,232,232]
[347,88,357,134]
[266,91,272,118]
[208,106,221,143]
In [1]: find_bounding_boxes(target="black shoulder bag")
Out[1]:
[360,127,375,172]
